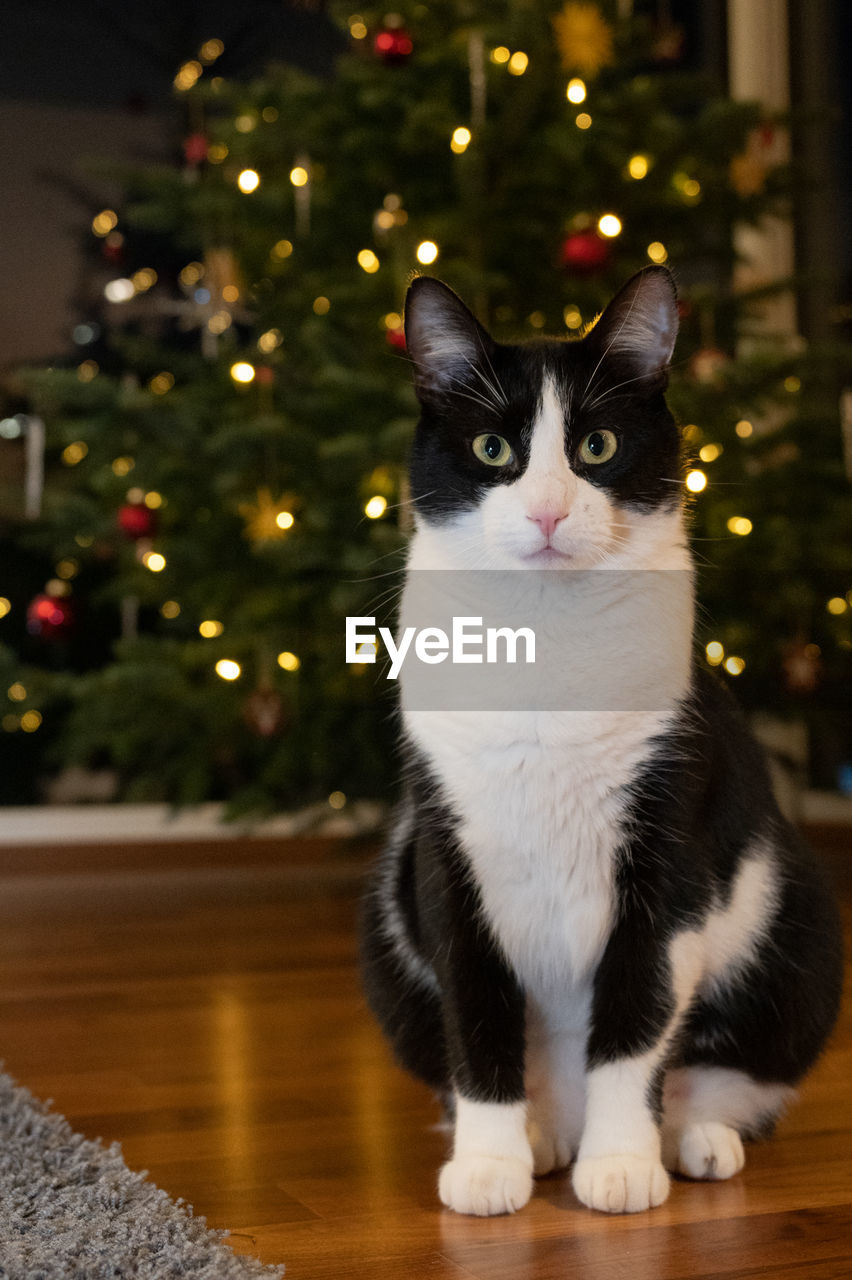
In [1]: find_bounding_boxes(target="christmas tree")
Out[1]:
[3,1,850,813]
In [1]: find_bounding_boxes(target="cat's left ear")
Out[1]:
[404,276,496,403]
[587,266,679,386]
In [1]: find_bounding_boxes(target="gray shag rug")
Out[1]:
[0,1071,284,1279]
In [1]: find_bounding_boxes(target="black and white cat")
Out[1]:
[361,267,843,1216]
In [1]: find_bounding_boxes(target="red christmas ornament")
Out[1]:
[117,503,158,540]
[27,593,74,639]
[254,365,275,386]
[183,132,209,166]
[560,230,611,274]
[386,326,406,351]
[374,25,413,63]
[102,232,125,265]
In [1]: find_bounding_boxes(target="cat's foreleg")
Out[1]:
[436,960,533,1215]
[439,1095,532,1216]
[428,859,533,1216]
[573,927,704,1213]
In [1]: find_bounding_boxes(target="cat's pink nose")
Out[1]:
[527,511,567,540]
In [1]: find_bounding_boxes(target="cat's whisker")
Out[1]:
[438,360,507,416]
[444,380,503,415]
[582,368,657,413]
[349,569,405,588]
[393,489,437,509]
[383,489,438,515]
[360,547,409,570]
[474,341,509,409]
[362,579,405,604]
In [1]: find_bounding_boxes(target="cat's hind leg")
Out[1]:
[360,862,450,1094]
[661,1065,795,1180]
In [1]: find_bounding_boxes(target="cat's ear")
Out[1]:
[404,276,495,402]
[587,266,679,386]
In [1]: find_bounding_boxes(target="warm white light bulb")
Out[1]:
[215,659,241,681]
[597,214,622,238]
[237,169,260,193]
[104,278,135,303]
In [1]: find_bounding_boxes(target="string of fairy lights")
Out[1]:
[4,13,850,764]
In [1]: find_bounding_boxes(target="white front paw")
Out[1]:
[438,1154,533,1216]
[572,1154,670,1213]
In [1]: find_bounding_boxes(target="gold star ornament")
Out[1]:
[238,488,296,544]
[552,2,615,76]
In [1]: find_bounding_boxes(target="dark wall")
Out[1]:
[0,1,342,368]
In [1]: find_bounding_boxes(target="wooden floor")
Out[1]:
[0,829,849,1280]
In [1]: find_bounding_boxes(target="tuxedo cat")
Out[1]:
[361,267,843,1216]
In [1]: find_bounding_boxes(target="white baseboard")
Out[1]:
[0,800,387,845]
[0,792,848,846]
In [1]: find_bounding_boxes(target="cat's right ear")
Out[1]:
[404,277,494,402]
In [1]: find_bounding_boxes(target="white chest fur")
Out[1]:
[404,703,676,997]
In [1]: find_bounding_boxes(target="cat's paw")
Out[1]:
[438,1154,533,1216]
[678,1122,745,1181]
[572,1154,670,1213]
[528,1118,575,1177]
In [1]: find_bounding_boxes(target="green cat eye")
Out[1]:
[579,429,618,465]
[472,433,514,468]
